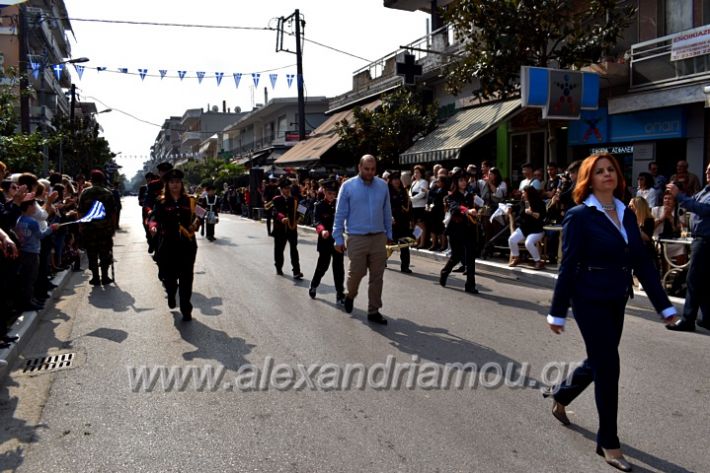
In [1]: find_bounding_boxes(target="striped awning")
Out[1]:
[399,99,520,165]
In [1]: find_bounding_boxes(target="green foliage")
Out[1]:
[178,157,245,190]
[1,67,114,176]
[443,0,635,99]
[334,88,438,169]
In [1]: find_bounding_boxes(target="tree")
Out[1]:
[443,0,635,99]
[178,157,244,190]
[335,87,437,169]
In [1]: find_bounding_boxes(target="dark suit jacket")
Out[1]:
[314,198,336,252]
[549,203,672,319]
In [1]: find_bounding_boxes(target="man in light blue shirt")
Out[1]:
[333,155,393,324]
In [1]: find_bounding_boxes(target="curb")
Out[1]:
[0,267,76,382]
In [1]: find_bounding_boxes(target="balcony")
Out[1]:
[329,23,464,111]
[26,7,71,61]
[181,131,203,146]
[630,25,710,90]
[181,109,202,128]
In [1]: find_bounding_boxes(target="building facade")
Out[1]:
[0,1,75,134]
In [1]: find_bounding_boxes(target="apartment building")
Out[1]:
[179,105,246,158]
[0,0,75,133]
[223,96,328,170]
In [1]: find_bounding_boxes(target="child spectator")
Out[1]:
[15,199,58,311]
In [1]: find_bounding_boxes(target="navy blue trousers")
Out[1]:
[554,296,627,450]
[682,237,710,323]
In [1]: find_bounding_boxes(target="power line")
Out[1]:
[43,15,374,63]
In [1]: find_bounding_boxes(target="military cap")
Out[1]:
[157,162,174,172]
[322,180,339,192]
[162,168,185,181]
[278,177,292,188]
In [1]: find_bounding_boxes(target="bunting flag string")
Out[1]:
[52,63,64,80]
[36,64,298,89]
[30,60,41,80]
[74,64,85,80]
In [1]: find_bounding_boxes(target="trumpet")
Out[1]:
[386,237,417,258]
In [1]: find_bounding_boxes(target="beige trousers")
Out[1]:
[345,233,387,314]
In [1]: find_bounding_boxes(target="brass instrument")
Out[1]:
[386,237,417,258]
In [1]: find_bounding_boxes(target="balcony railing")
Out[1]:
[181,131,203,145]
[630,26,710,90]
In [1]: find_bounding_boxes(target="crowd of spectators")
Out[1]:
[0,160,120,349]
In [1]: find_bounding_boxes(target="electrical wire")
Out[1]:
[40,15,374,63]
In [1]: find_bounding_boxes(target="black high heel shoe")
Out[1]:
[596,446,632,472]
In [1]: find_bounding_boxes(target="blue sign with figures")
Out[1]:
[568,108,609,145]
[521,66,599,119]
[608,107,686,142]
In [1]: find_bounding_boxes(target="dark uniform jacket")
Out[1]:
[198,194,220,223]
[549,202,672,319]
[149,194,198,251]
[314,198,336,252]
[389,187,411,239]
[270,194,299,234]
[444,191,476,236]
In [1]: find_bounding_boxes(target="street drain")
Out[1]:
[22,353,75,374]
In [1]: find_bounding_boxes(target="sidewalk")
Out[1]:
[0,268,75,381]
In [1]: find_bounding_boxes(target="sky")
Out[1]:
[62,0,429,180]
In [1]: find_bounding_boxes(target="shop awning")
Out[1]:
[399,99,520,165]
[275,99,381,166]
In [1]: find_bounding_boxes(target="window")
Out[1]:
[665,0,693,35]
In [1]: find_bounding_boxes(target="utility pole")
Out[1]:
[294,9,306,140]
[276,10,306,140]
[18,5,30,133]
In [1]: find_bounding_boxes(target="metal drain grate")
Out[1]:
[22,353,75,374]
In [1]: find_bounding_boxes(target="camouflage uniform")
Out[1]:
[78,185,116,284]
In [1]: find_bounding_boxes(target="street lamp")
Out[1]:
[39,56,90,176]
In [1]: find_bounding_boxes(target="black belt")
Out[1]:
[583,265,631,272]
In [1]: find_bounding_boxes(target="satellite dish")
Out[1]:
[234,106,241,113]
[211,105,219,112]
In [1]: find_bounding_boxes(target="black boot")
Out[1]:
[89,270,101,286]
[439,270,449,287]
[101,266,113,285]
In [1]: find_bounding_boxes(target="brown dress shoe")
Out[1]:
[533,260,545,270]
[508,256,521,267]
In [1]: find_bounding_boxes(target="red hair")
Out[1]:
[573,153,626,204]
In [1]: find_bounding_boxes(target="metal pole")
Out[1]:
[18,5,30,133]
[41,63,48,176]
[295,9,306,140]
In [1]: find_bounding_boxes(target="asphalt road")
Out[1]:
[1,197,708,473]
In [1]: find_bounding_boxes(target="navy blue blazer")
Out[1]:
[549,202,672,319]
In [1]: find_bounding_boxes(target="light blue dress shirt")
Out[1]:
[332,176,393,246]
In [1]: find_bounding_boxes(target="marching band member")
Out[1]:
[387,172,412,273]
[439,171,479,294]
[308,180,345,303]
[149,169,201,321]
[270,177,303,279]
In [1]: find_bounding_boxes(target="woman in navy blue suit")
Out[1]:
[544,154,678,472]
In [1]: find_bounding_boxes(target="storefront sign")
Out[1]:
[568,108,609,145]
[521,66,599,120]
[608,107,686,142]
[671,25,710,61]
[590,145,633,155]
